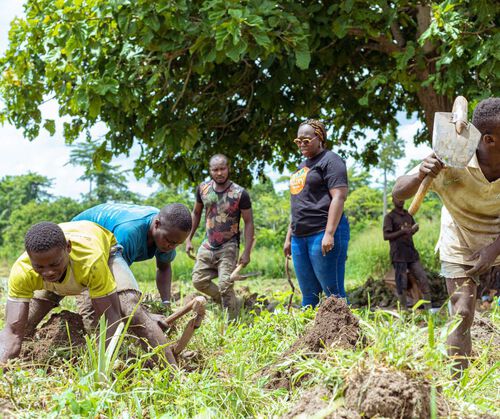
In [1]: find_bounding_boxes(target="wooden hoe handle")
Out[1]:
[408,175,433,216]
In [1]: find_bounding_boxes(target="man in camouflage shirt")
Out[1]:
[186,154,254,319]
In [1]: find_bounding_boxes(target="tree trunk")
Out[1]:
[415,78,453,140]
[414,4,453,140]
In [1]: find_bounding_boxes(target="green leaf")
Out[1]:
[253,32,271,48]
[43,119,56,135]
[295,46,310,70]
[93,78,119,95]
[332,18,348,38]
[89,95,102,119]
[396,44,415,69]
[144,15,161,32]
[75,88,89,111]
[228,9,243,19]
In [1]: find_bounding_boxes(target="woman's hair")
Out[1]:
[300,119,327,145]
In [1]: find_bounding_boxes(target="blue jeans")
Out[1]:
[291,215,350,307]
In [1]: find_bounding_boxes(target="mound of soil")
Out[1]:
[345,367,432,418]
[349,271,447,308]
[265,297,359,390]
[349,277,396,308]
[290,296,359,353]
[283,386,360,419]
[471,313,500,362]
[21,310,86,363]
[0,399,15,418]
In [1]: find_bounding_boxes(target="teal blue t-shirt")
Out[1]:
[72,203,176,266]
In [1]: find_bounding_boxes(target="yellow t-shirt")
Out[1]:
[8,221,117,302]
[426,153,500,265]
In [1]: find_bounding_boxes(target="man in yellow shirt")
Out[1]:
[0,221,122,363]
[393,98,500,373]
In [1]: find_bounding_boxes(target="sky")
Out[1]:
[0,1,432,199]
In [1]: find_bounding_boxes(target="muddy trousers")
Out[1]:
[393,260,432,309]
[443,263,500,374]
[192,241,239,319]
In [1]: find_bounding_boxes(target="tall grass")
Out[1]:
[0,296,497,417]
[345,217,440,289]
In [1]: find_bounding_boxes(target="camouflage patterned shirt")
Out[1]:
[196,180,252,249]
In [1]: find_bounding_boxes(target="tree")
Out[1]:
[378,130,404,216]
[250,177,290,248]
[347,166,371,192]
[0,173,53,245]
[1,1,497,186]
[2,197,84,257]
[67,140,139,203]
[143,183,195,209]
[344,185,384,234]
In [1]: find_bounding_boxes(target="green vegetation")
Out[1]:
[1,1,498,184]
[0,275,497,417]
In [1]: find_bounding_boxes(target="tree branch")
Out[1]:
[348,28,402,54]
[171,58,192,112]
[390,21,406,47]
[416,4,435,54]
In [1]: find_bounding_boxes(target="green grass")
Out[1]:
[0,290,497,418]
[345,217,441,289]
[0,222,497,418]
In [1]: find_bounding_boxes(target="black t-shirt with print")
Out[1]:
[290,149,348,237]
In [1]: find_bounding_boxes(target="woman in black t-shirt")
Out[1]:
[283,119,350,307]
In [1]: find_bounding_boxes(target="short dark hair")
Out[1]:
[209,154,229,167]
[472,98,500,134]
[25,222,67,254]
[159,203,192,232]
[300,119,327,145]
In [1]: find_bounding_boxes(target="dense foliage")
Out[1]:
[1,0,498,185]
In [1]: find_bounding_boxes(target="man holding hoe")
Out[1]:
[393,98,500,374]
[186,154,255,320]
[72,202,206,366]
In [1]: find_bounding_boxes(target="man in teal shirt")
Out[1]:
[72,203,192,321]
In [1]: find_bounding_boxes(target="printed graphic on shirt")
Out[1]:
[290,167,310,195]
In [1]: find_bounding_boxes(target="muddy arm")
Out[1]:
[25,297,59,338]
[91,292,122,344]
[393,153,445,201]
[0,300,29,363]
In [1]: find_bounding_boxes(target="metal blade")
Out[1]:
[432,112,481,168]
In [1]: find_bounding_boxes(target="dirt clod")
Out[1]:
[265,297,359,390]
[471,313,500,362]
[21,310,86,363]
[283,386,361,419]
[290,296,359,353]
[345,367,432,419]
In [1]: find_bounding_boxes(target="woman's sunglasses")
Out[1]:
[293,136,317,146]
